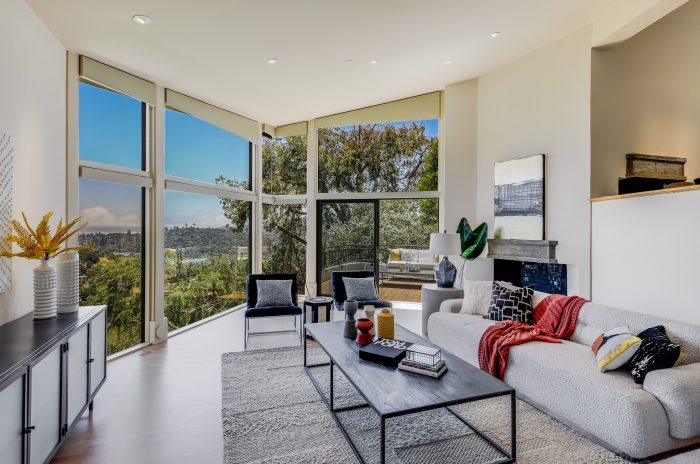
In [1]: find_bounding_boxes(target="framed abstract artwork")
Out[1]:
[493,154,545,240]
[0,133,12,293]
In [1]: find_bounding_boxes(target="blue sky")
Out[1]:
[78,81,438,232]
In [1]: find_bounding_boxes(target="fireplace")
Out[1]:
[494,260,567,295]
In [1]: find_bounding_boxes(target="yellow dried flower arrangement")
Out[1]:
[1,211,89,260]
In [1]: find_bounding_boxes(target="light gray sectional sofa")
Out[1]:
[427,286,700,460]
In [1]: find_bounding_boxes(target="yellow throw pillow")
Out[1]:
[388,249,401,261]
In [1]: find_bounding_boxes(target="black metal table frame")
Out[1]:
[303,329,517,464]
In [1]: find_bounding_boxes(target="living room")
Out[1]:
[1,1,699,463]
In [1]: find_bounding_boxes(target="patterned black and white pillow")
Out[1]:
[484,282,535,324]
[256,280,294,307]
[627,325,681,384]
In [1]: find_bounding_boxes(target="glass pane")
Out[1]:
[378,199,439,303]
[262,204,306,289]
[318,119,438,193]
[79,82,144,170]
[78,179,144,354]
[319,202,375,295]
[164,191,250,331]
[262,136,307,194]
[165,109,251,189]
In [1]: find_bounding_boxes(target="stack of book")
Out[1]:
[398,344,447,378]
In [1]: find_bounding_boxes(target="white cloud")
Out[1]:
[81,206,141,231]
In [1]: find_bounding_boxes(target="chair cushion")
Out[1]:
[357,299,392,309]
[343,276,378,301]
[245,305,302,318]
[255,279,293,307]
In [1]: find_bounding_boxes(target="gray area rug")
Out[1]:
[222,345,628,463]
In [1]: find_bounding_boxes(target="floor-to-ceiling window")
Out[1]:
[164,100,253,332]
[77,80,148,354]
[261,130,308,289]
[317,117,439,302]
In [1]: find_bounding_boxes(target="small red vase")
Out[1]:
[355,318,374,346]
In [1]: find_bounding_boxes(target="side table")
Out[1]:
[421,283,464,336]
[303,297,334,339]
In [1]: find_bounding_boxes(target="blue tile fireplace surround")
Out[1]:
[494,260,567,295]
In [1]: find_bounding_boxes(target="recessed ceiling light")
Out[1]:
[370,59,379,64]
[132,15,151,25]
[267,58,279,64]
[445,60,455,65]
[344,59,353,64]
[490,32,501,38]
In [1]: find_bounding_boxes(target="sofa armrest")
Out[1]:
[644,363,700,439]
[439,299,463,313]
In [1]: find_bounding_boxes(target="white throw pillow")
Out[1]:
[459,281,494,315]
[399,248,418,261]
[417,249,435,263]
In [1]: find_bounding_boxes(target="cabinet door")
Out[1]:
[89,310,106,396]
[0,373,25,464]
[29,346,61,464]
[67,324,89,427]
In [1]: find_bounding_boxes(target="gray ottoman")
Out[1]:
[421,283,464,336]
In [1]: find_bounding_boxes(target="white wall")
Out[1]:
[474,28,593,297]
[592,0,700,198]
[0,0,66,326]
[592,188,700,325]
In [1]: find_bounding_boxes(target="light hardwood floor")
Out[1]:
[51,304,422,464]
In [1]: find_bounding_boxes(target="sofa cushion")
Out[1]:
[399,248,418,261]
[570,302,700,366]
[628,326,681,384]
[591,326,641,372]
[644,363,700,439]
[388,248,401,261]
[503,338,674,459]
[427,312,495,366]
[459,281,493,315]
[417,249,436,263]
[485,282,534,324]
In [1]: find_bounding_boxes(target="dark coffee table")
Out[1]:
[303,322,516,464]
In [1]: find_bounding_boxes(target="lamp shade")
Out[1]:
[429,232,461,256]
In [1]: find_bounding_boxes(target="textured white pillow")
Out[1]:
[459,281,493,315]
[417,249,435,263]
[399,248,418,261]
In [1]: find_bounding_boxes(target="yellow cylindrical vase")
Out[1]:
[377,308,395,339]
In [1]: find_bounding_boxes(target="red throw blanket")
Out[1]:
[478,295,587,380]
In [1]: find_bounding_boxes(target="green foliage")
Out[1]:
[457,218,488,261]
[318,122,435,193]
[79,252,142,354]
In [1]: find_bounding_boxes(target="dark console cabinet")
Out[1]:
[0,306,107,464]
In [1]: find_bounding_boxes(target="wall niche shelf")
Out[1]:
[487,239,558,264]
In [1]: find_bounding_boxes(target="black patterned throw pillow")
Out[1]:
[484,282,535,324]
[627,325,681,384]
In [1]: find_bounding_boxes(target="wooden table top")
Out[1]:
[305,321,513,418]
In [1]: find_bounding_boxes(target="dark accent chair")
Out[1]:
[245,273,302,350]
[331,270,393,311]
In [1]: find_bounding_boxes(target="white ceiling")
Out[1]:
[27,0,609,126]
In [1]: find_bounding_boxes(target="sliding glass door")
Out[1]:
[317,201,378,296]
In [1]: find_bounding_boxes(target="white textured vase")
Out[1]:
[57,251,80,313]
[34,258,57,320]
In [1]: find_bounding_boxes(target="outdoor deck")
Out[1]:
[320,276,425,303]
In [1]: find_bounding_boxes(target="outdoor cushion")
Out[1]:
[644,363,700,439]
[245,305,302,318]
[388,248,401,261]
[399,248,418,261]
